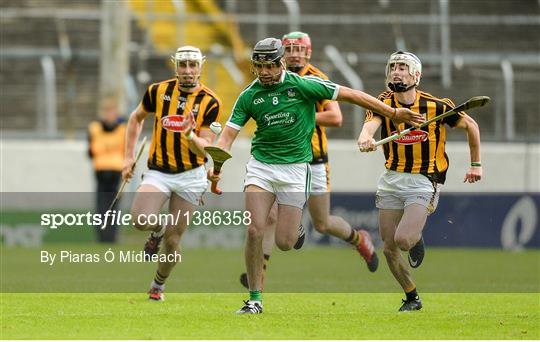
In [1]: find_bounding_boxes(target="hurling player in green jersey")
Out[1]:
[208,37,424,314]
[239,32,380,295]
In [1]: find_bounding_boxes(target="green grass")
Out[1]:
[1,293,538,339]
[1,245,539,293]
[1,246,539,339]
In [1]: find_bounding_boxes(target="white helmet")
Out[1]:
[171,46,206,88]
[385,51,422,92]
[171,45,205,66]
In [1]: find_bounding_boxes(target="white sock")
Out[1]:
[150,280,165,291]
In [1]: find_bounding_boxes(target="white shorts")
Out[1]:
[244,156,311,209]
[375,169,441,214]
[310,163,330,195]
[141,166,208,205]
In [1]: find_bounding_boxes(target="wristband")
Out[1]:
[471,162,482,167]
[186,131,194,141]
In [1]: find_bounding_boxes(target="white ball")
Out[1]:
[210,122,222,134]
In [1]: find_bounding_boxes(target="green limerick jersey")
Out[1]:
[227,71,339,164]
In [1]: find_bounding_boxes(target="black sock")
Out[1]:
[406,288,419,301]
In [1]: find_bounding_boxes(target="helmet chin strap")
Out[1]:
[177,73,200,89]
[388,81,415,93]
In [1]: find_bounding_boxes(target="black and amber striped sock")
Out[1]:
[154,270,168,286]
[345,229,360,246]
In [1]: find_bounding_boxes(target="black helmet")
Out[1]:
[251,38,284,64]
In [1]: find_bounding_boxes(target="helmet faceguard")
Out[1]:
[171,46,206,88]
[385,51,422,92]
[282,31,312,73]
[251,38,285,87]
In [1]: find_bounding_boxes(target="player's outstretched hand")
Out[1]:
[207,167,221,182]
[464,166,482,183]
[394,108,425,127]
[122,157,135,181]
[358,136,377,152]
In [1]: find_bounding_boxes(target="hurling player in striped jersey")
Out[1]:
[359,51,482,311]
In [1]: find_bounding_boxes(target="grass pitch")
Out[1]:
[1,245,539,339]
[1,293,537,339]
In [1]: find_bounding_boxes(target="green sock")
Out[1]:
[249,290,262,302]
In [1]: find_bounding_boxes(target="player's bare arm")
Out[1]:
[187,128,215,157]
[454,114,482,183]
[216,125,239,152]
[181,114,216,157]
[123,103,149,180]
[337,86,424,127]
[358,117,383,152]
[315,101,342,127]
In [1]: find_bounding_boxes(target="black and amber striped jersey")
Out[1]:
[141,79,222,174]
[299,64,332,164]
[364,90,464,184]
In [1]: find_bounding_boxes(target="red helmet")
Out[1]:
[282,31,312,56]
[281,32,311,72]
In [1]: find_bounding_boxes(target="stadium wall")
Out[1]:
[1,139,539,193]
